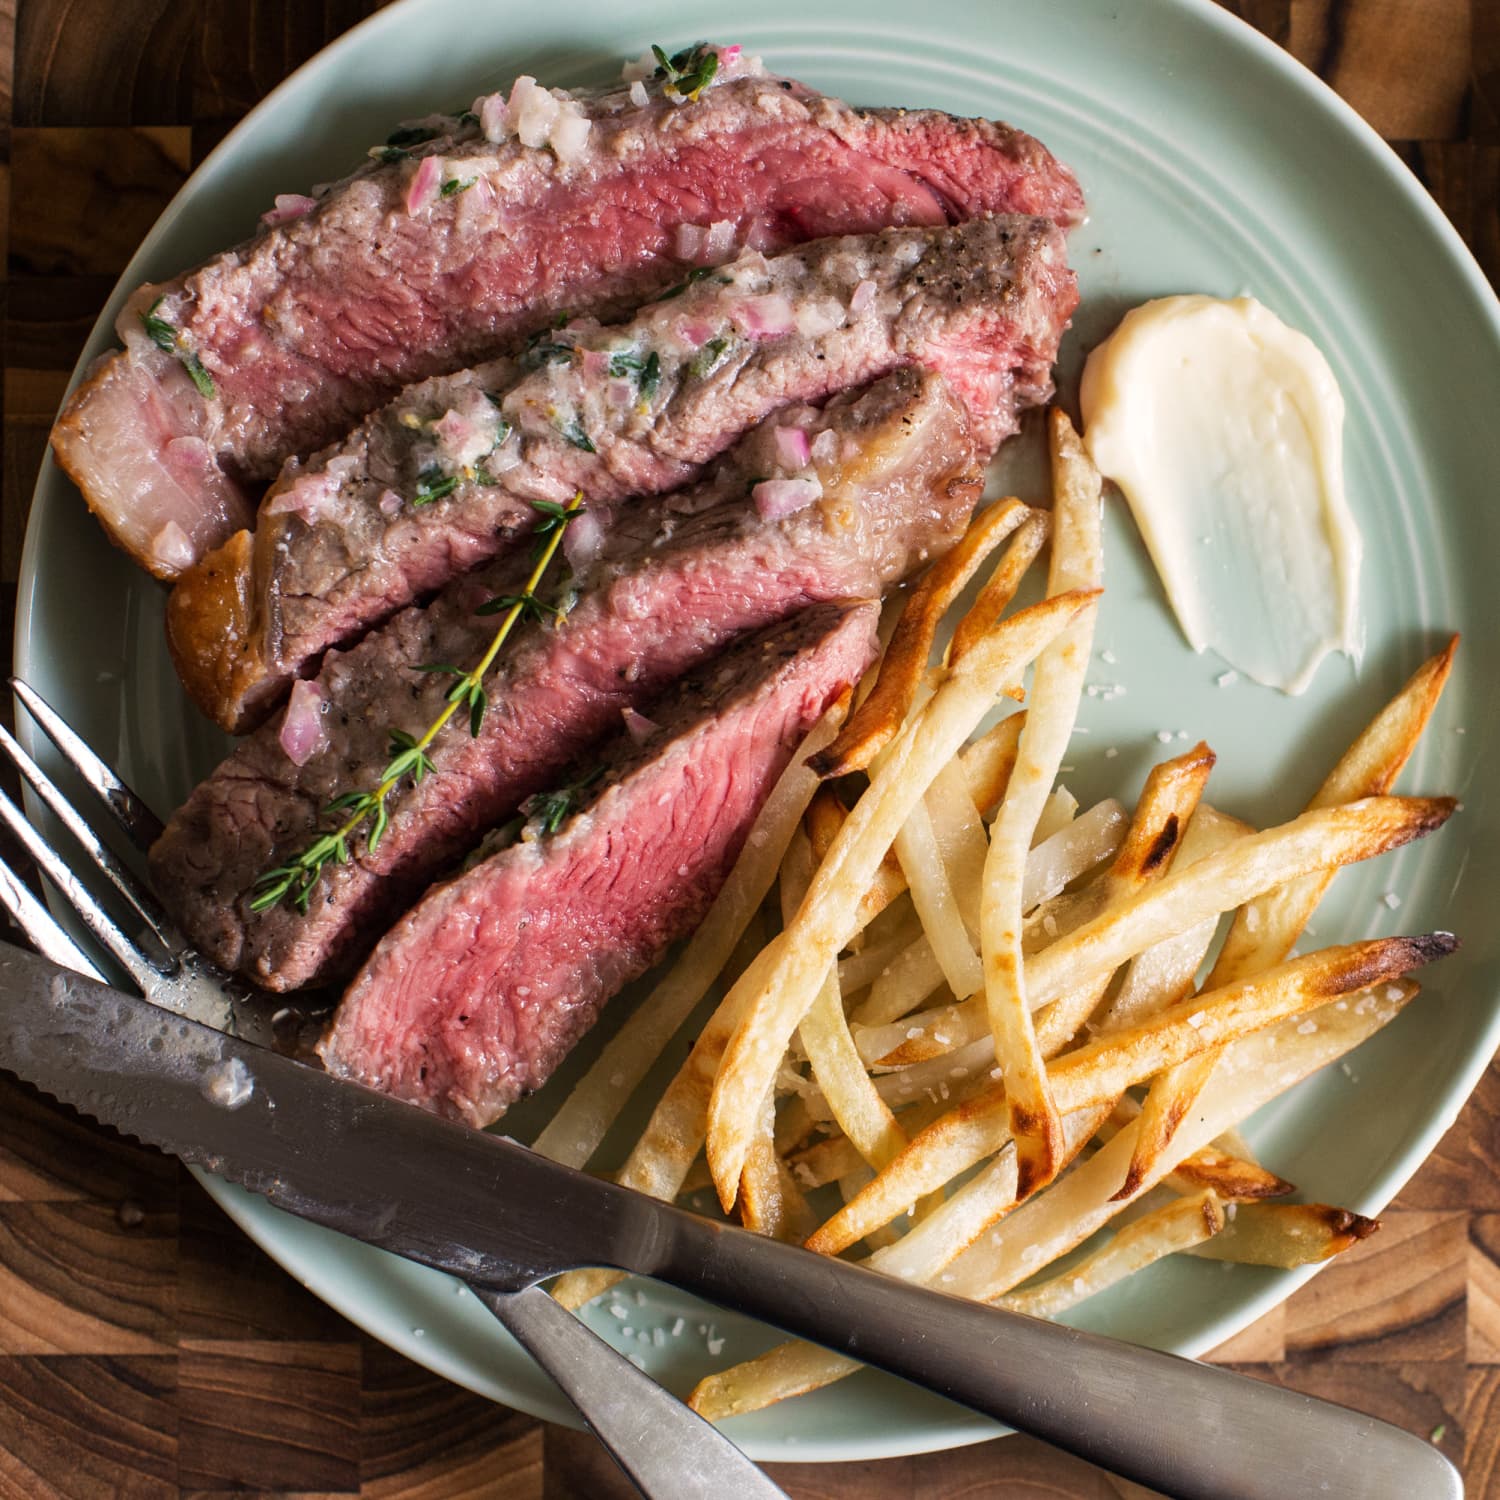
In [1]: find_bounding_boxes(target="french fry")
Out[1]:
[706,588,1098,1209]
[1122,640,1458,1195]
[999,1190,1226,1320]
[980,409,1103,1195]
[958,712,1026,816]
[739,1092,817,1242]
[949,506,1051,663]
[860,794,1454,1070]
[1093,809,1252,1034]
[532,704,843,1168]
[943,984,1417,1306]
[1188,1202,1380,1268]
[852,936,948,1027]
[694,984,1418,1420]
[1030,743,1215,1059]
[781,828,910,1172]
[895,793,984,1000]
[805,937,1451,1256]
[810,497,1031,778]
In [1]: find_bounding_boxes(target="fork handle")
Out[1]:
[476,1283,789,1500]
[646,1220,1463,1500]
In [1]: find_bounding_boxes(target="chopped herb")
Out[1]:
[520,329,577,369]
[638,350,661,402]
[653,41,719,101]
[387,124,441,147]
[608,348,661,403]
[139,298,216,400]
[649,265,733,304]
[556,414,596,452]
[1430,1424,1447,1445]
[372,145,414,165]
[523,768,605,836]
[412,465,461,506]
[181,352,217,400]
[690,335,730,379]
[140,298,177,352]
[441,175,477,198]
[458,110,480,127]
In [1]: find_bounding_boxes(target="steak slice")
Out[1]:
[49,51,1082,579]
[168,216,1076,733]
[149,368,981,991]
[319,600,879,1127]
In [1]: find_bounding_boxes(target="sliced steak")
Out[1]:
[149,368,981,991]
[49,50,1082,579]
[319,600,878,1126]
[168,215,1076,733]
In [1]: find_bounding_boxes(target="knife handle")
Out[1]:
[647,1220,1463,1500]
[475,1283,789,1500]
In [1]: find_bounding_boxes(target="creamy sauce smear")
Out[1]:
[1080,295,1362,694]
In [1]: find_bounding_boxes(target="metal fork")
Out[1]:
[0,678,790,1500]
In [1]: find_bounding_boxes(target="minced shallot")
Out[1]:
[404,155,442,216]
[279,679,327,767]
[260,193,318,228]
[774,425,811,468]
[753,476,822,519]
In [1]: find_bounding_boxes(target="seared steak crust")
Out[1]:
[319,601,879,1127]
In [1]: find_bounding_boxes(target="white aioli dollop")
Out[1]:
[1080,295,1362,694]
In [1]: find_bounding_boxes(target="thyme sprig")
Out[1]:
[250,491,586,914]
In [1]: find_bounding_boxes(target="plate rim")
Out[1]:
[14,0,1500,1463]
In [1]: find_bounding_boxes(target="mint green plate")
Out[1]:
[17,0,1499,1462]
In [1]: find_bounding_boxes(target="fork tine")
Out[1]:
[0,849,103,978]
[0,784,166,992]
[11,679,165,850]
[0,723,178,951]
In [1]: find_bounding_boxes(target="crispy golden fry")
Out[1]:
[1123,640,1457,1195]
[999,1190,1226,1320]
[1093,808,1253,1034]
[949,507,1052,663]
[706,588,1098,1209]
[739,1092,817,1242]
[810,497,1031,778]
[1166,1147,1293,1202]
[943,986,1417,1307]
[805,938,1451,1256]
[697,986,1417,1419]
[856,794,1455,1069]
[1189,1201,1380,1267]
[1030,743,1215,1058]
[866,1105,1109,1282]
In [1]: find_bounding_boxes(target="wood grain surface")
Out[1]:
[1,1,1496,1495]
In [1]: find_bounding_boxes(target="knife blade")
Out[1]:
[0,940,1465,1500]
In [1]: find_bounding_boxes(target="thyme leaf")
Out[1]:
[440,175,477,198]
[556,414,596,452]
[251,491,586,911]
[412,465,461,506]
[653,42,719,101]
[523,767,605,836]
[138,298,216,400]
[689,335,730,379]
